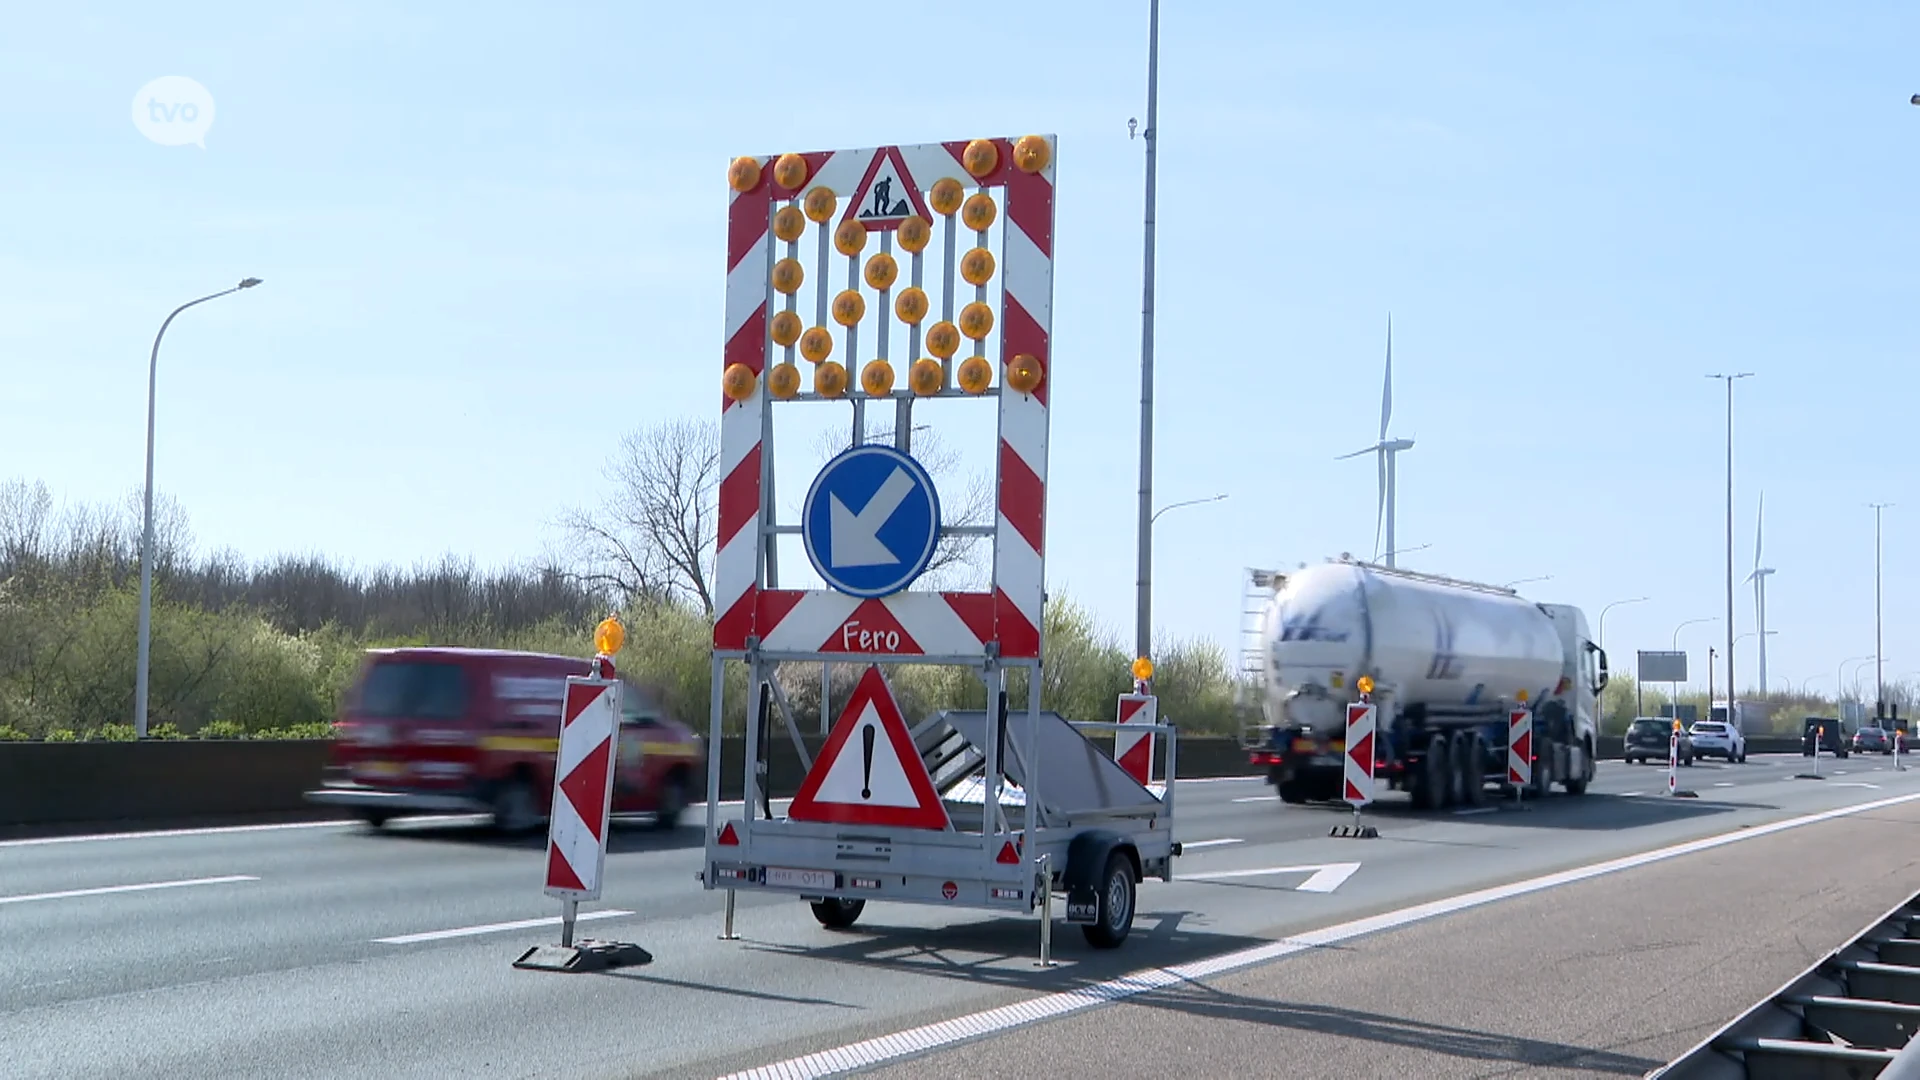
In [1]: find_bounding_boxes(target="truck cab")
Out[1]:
[1537,602,1608,772]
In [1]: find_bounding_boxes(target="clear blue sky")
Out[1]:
[4,2,1916,701]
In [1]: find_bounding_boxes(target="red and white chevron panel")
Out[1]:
[542,677,622,901]
[1508,707,1533,788]
[1115,694,1156,785]
[1343,702,1376,807]
[713,137,1055,661]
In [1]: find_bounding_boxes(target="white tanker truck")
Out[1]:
[1244,557,1609,809]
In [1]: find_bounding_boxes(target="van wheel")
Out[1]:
[491,776,542,836]
[653,772,688,831]
[357,811,391,829]
[809,897,864,929]
[1081,851,1137,949]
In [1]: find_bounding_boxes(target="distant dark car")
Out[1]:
[1625,717,1693,766]
[1852,725,1892,754]
[1802,717,1850,758]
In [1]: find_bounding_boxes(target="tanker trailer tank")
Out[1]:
[1247,557,1601,810]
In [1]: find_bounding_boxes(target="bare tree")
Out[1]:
[565,418,721,617]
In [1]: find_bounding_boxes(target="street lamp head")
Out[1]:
[239,277,263,289]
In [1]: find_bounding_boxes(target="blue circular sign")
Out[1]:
[802,444,943,599]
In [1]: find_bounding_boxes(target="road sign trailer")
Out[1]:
[701,661,1180,959]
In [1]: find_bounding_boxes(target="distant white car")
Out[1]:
[1689,720,1746,762]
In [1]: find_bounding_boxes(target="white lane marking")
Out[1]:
[1232,795,1280,804]
[1832,782,1881,790]
[1621,792,1644,798]
[374,908,635,945]
[1180,863,1360,894]
[0,820,353,849]
[1179,838,1244,851]
[723,788,1920,1080]
[0,875,258,906]
[1714,782,1735,788]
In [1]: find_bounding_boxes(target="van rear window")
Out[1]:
[356,662,468,720]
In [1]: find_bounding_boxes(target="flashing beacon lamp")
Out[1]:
[1131,656,1154,695]
[593,615,626,679]
[1356,674,1375,704]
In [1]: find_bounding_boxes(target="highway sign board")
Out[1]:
[802,444,942,599]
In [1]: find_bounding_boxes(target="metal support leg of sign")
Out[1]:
[1035,852,1055,968]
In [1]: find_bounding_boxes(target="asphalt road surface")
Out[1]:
[3,752,1915,1079]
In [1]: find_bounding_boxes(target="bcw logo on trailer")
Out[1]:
[1115,694,1156,785]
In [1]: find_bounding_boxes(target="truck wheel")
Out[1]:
[491,776,542,836]
[1081,851,1137,949]
[652,771,688,831]
[809,897,865,929]
[1563,740,1591,795]
[1414,735,1451,810]
[357,811,391,829]
[1277,776,1309,804]
[1460,732,1489,808]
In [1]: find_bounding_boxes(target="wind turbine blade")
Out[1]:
[1379,316,1393,441]
[1335,445,1379,460]
[1754,491,1764,570]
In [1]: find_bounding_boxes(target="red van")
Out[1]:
[305,647,703,833]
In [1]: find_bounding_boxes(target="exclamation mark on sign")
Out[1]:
[861,724,876,800]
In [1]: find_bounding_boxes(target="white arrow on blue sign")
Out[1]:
[802,445,943,599]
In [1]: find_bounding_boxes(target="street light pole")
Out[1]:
[1707,372,1752,712]
[1870,503,1891,716]
[1149,492,1226,525]
[1131,0,1162,669]
[1597,596,1649,655]
[134,278,262,739]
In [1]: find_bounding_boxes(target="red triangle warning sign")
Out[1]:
[842,147,933,232]
[788,666,950,830]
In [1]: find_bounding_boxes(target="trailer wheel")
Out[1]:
[1461,733,1489,808]
[1276,776,1309,804]
[809,897,865,930]
[1081,851,1137,949]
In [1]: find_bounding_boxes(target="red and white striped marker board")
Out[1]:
[713,137,1056,662]
[1115,694,1156,786]
[542,676,622,901]
[1507,708,1533,787]
[1343,702,1376,807]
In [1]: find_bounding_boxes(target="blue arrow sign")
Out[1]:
[802,444,942,599]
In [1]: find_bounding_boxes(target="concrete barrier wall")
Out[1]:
[0,732,1817,829]
[0,735,1262,829]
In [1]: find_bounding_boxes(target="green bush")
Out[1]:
[95,723,137,741]
[0,725,29,741]
[252,721,335,740]
[199,719,248,740]
[148,723,185,740]
[42,728,75,742]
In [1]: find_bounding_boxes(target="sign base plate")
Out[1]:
[1329,824,1379,839]
[512,939,653,973]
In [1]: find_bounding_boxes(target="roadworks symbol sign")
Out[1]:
[787,666,950,830]
[843,146,933,230]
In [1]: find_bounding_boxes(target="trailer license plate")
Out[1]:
[1066,887,1099,924]
[765,867,834,891]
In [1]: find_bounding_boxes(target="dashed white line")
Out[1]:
[374,908,635,945]
[0,875,258,906]
[1178,838,1244,851]
[1621,792,1644,798]
[724,788,1920,1080]
[1181,863,1361,893]
[1231,795,1280,804]
[1714,782,1735,788]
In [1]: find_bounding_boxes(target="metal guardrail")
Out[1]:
[1649,890,1920,1079]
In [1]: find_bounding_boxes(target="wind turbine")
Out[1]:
[1338,318,1415,566]
[1746,492,1774,696]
